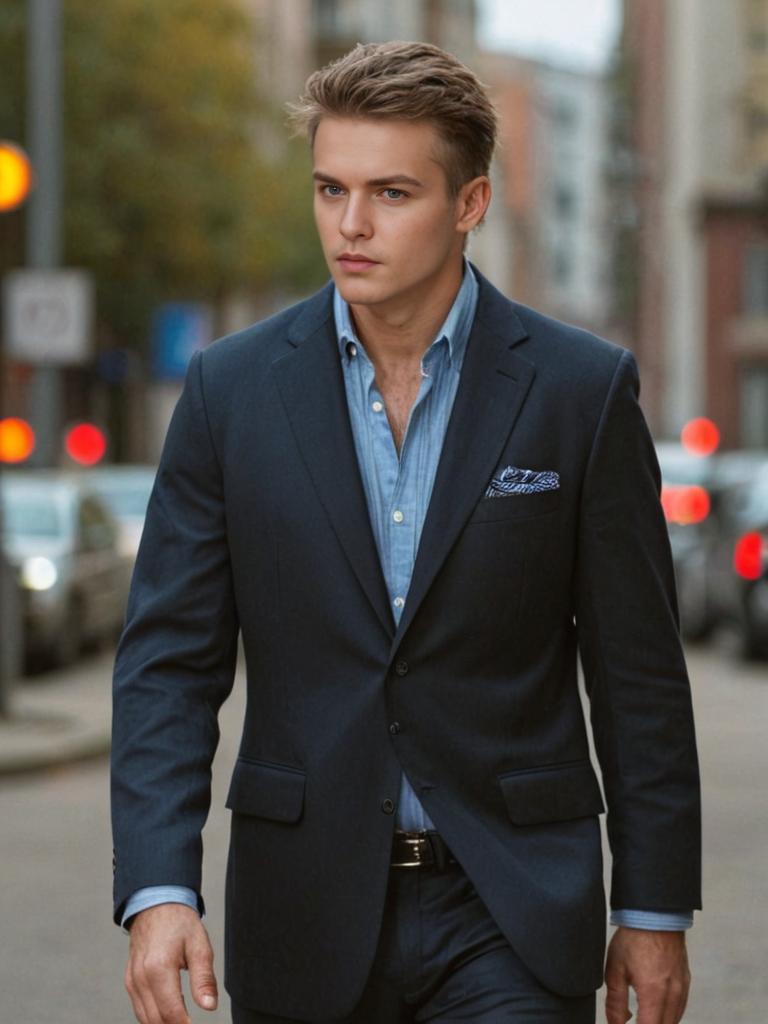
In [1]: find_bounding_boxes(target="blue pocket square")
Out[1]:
[485,466,560,497]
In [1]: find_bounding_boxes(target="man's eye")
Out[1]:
[322,185,343,197]
[383,188,406,200]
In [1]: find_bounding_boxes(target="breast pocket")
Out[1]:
[468,489,560,524]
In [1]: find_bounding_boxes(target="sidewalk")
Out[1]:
[0,650,113,775]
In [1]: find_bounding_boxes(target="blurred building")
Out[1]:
[244,0,477,108]
[481,53,611,334]
[623,0,768,446]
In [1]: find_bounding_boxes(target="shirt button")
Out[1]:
[394,659,409,677]
[389,722,401,735]
[348,343,357,357]
[372,400,384,412]
[393,510,404,523]
[381,798,395,814]
[393,596,404,609]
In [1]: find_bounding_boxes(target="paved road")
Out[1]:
[0,640,765,1023]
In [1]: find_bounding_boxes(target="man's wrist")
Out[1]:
[121,885,201,932]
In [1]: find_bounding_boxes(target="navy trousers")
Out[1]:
[231,861,596,1023]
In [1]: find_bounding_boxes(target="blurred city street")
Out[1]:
[0,637,766,1024]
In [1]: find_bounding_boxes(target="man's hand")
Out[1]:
[124,903,218,1024]
[604,927,690,1024]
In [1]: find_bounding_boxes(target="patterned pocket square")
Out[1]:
[485,465,560,497]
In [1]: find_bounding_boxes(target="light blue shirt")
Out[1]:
[123,261,692,932]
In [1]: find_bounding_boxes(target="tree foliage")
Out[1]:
[0,0,326,348]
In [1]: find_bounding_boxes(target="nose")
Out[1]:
[339,194,372,241]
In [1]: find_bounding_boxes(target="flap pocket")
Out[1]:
[469,489,560,524]
[498,760,604,826]
[225,757,305,823]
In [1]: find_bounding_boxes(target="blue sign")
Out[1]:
[151,303,213,379]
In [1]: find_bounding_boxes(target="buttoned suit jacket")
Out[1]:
[111,267,701,1019]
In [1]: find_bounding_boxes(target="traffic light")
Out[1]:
[0,417,36,463]
[0,141,33,213]
[64,422,108,466]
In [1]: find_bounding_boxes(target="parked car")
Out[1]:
[655,443,716,639]
[81,464,156,561]
[655,444,768,645]
[705,464,768,659]
[0,470,128,667]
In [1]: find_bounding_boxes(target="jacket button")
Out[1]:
[394,659,409,677]
[381,798,395,814]
[389,722,401,735]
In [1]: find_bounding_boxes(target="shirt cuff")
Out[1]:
[121,885,201,932]
[611,909,694,931]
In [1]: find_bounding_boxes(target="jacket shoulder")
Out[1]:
[199,284,333,378]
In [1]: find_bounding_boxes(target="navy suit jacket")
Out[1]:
[111,269,701,1019]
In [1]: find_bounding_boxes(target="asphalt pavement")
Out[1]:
[0,638,766,1023]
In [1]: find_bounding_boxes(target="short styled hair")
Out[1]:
[289,41,498,197]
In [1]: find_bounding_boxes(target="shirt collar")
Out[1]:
[333,258,478,372]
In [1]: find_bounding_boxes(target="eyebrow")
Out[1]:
[312,171,425,189]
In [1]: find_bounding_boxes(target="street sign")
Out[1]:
[2,269,94,364]
[151,303,213,379]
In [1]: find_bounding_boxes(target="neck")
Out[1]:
[349,258,464,371]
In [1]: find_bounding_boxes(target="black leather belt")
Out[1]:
[391,829,457,870]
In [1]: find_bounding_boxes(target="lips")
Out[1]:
[337,253,379,271]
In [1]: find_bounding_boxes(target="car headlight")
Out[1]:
[20,556,59,591]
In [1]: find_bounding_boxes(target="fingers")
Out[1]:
[635,969,691,1024]
[186,929,218,1012]
[126,952,190,1024]
[604,976,632,1024]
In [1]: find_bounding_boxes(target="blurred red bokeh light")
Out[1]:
[661,484,711,525]
[65,423,107,466]
[733,532,765,581]
[681,417,720,456]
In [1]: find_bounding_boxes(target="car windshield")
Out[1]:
[93,481,152,519]
[2,492,65,538]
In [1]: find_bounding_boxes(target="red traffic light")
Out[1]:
[65,423,107,466]
[681,418,720,457]
[660,484,711,526]
[0,417,35,463]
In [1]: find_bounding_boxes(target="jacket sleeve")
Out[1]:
[575,350,702,913]
[111,349,239,924]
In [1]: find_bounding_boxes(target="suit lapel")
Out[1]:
[390,277,536,654]
[272,286,394,637]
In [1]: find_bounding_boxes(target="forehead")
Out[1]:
[312,117,445,181]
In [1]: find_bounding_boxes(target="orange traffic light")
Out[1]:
[0,417,36,463]
[0,141,33,212]
[65,423,108,466]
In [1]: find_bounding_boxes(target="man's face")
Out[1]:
[312,117,466,310]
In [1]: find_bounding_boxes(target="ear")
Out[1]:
[455,176,492,235]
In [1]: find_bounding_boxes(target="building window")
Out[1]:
[554,184,576,219]
[741,365,768,447]
[743,241,768,315]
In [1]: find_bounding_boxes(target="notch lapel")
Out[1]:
[390,286,536,655]
[272,289,394,637]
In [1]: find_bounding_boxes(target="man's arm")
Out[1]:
[574,351,701,1024]
[111,349,239,1021]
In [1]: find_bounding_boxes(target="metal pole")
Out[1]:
[26,0,63,467]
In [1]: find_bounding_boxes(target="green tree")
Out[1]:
[0,0,326,350]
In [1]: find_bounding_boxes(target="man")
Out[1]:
[112,41,701,1024]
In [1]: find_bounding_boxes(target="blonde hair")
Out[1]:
[289,41,498,197]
